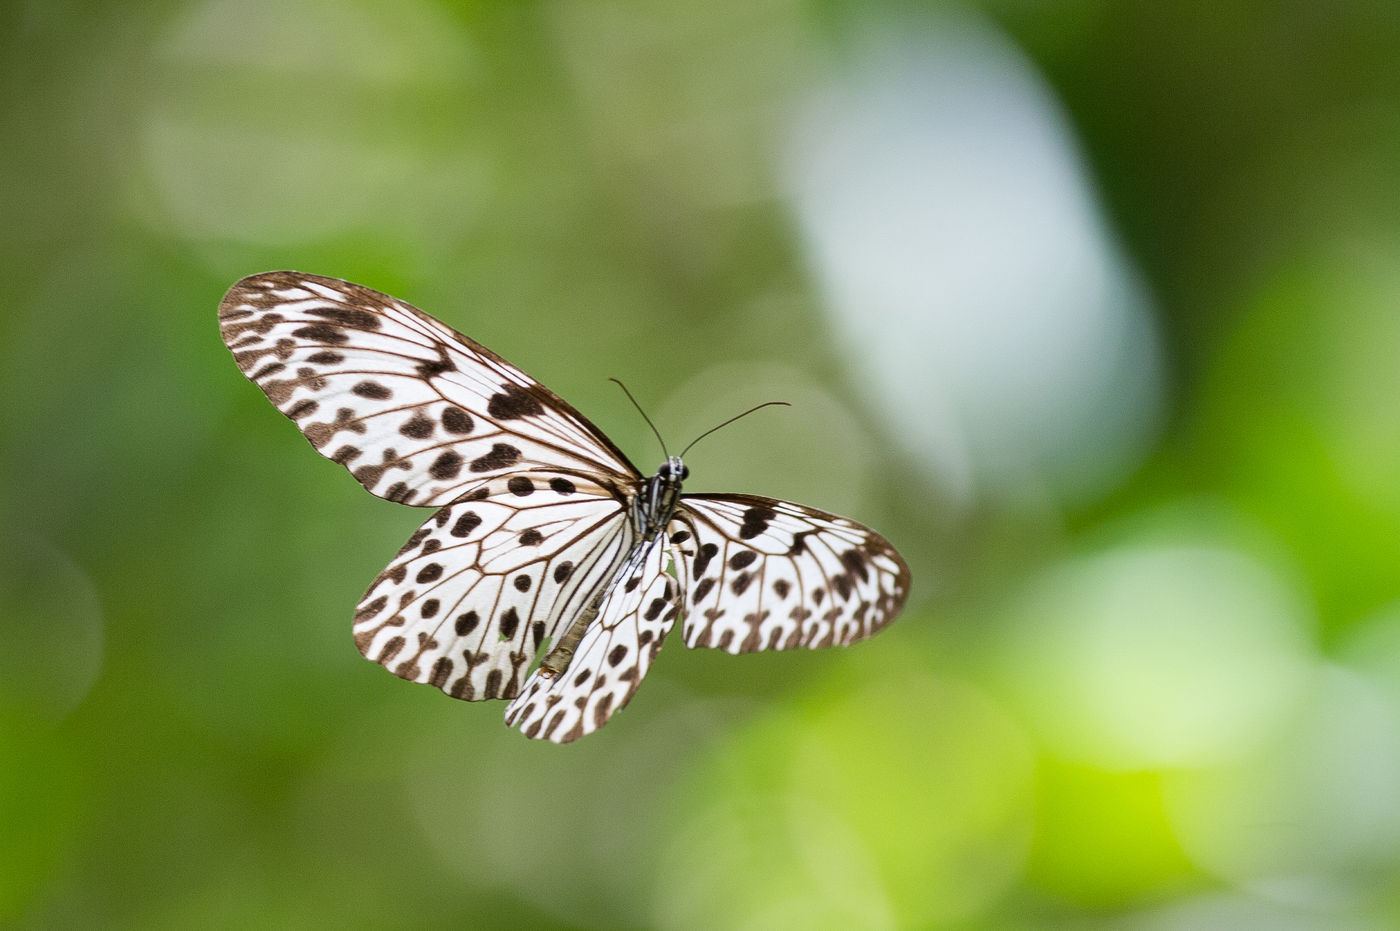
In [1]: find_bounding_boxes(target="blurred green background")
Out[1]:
[5,1,1400,927]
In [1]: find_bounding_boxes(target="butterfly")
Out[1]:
[219,271,911,743]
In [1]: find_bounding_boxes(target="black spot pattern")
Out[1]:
[399,413,435,438]
[469,443,522,472]
[693,542,719,578]
[553,561,573,583]
[430,451,464,480]
[416,564,443,583]
[739,506,775,540]
[455,612,479,635]
[416,353,455,379]
[441,406,473,434]
[518,528,544,546]
[291,322,349,344]
[352,380,392,399]
[308,304,380,329]
[288,399,319,419]
[487,384,545,420]
[499,607,520,640]
[507,476,534,496]
[549,477,576,495]
[513,574,532,592]
[728,550,757,570]
[450,511,482,537]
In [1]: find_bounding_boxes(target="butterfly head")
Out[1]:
[657,456,689,483]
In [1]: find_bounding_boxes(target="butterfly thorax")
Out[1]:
[539,456,687,680]
[631,456,688,541]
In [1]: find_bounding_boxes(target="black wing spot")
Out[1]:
[416,563,443,584]
[430,450,464,480]
[728,550,758,570]
[553,561,573,583]
[420,598,440,619]
[487,384,545,420]
[287,399,319,419]
[507,476,534,496]
[469,443,522,472]
[291,322,349,344]
[399,413,435,438]
[693,542,719,578]
[450,511,482,537]
[441,406,473,434]
[549,477,576,495]
[840,549,870,583]
[739,506,775,540]
[352,380,392,399]
[307,305,380,329]
[416,354,455,379]
[518,528,544,546]
[455,611,479,635]
[499,607,520,640]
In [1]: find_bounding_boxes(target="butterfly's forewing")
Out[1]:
[504,539,681,743]
[672,495,910,653]
[353,470,637,703]
[218,272,640,506]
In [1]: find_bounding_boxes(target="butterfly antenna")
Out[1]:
[679,401,791,459]
[609,378,669,458]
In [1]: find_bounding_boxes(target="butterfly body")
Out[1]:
[220,271,910,743]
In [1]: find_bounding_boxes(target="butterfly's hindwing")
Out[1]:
[504,538,681,742]
[673,495,910,653]
[353,470,635,702]
[218,272,639,506]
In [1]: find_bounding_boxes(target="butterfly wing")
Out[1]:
[218,271,641,506]
[354,470,637,702]
[504,539,682,743]
[672,494,910,653]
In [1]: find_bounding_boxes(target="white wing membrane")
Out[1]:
[673,495,910,653]
[353,471,634,702]
[219,272,639,506]
[504,540,681,743]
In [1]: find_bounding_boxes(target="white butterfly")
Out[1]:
[219,272,911,743]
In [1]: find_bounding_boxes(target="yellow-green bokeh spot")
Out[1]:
[657,671,1034,928]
